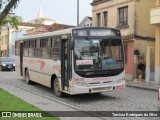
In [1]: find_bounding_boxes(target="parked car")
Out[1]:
[0,57,15,71]
[158,88,160,111]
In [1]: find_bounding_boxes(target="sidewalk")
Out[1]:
[0,83,100,120]
[126,79,160,91]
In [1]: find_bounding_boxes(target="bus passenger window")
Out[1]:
[35,39,42,57]
[23,41,29,56]
[15,41,20,56]
[50,37,60,59]
[42,38,50,58]
[29,40,35,57]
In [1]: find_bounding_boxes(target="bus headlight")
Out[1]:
[2,63,6,66]
[76,82,88,87]
[116,78,125,83]
[13,64,15,66]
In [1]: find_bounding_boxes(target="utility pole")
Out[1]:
[7,27,9,57]
[77,0,79,27]
[6,23,10,57]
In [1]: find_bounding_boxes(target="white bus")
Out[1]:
[15,27,125,97]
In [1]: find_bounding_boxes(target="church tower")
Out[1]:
[28,0,57,25]
[37,0,44,18]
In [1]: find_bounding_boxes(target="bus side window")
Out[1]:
[35,39,42,57]
[15,41,20,56]
[50,37,53,48]
[29,40,35,57]
[23,41,29,56]
[42,38,50,58]
[50,37,60,59]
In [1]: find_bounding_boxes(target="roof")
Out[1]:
[17,28,73,41]
[35,17,56,21]
[25,23,75,35]
[19,22,50,27]
[86,16,92,21]
[48,23,75,32]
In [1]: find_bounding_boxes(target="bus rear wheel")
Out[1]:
[25,69,32,84]
[53,78,65,97]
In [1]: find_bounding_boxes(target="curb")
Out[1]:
[126,84,158,92]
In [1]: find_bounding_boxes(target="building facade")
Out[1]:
[79,16,92,27]
[150,0,160,84]
[28,7,57,25]
[11,30,26,57]
[0,27,14,57]
[0,23,35,57]
[91,0,155,80]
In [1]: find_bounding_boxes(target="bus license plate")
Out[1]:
[116,85,124,90]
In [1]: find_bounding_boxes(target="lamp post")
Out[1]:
[6,23,11,57]
[77,0,79,27]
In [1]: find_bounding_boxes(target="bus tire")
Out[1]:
[0,66,3,71]
[25,69,32,85]
[53,78,65,97]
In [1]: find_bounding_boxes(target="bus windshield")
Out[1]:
[74,38,124,72]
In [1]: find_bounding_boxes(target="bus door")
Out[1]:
[20,42,23,76]
[61,39,70,91]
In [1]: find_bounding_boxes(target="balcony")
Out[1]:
[150,6,160,25]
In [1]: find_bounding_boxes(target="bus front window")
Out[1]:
[74,39,124,76]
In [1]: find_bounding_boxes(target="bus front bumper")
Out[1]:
[70,81,125,95]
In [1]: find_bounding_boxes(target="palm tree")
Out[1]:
[0,0,21,25]
[1,15,23,29]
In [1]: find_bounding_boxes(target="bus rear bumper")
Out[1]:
[70,81,125,95]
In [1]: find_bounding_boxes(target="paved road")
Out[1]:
[0,71,159,120]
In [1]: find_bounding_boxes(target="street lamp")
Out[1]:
[6,22,11,57]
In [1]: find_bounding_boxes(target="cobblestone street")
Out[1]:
[0,71,159,120]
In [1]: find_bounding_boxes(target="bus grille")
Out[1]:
[92,86,112,91]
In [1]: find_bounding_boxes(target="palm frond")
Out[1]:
[1,15,22,29]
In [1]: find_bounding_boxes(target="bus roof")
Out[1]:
[15,28,73,41]
[15,27,120,41]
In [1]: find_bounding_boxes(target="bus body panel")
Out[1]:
[69,71,125,95]
[15,56,61,88]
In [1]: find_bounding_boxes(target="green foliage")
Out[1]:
[0,0,21,25]
[0,0,21,11]
[12,0,20,10]
[1,15,23,29]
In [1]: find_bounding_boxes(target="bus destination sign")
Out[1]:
[78,30,87,36]
[90,29,111,36]
[90,29,120,37]
[72,29,120,37]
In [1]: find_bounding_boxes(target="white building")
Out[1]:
[79,16,92,27]
[28,7,57,25]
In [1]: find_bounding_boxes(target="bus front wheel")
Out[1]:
[53,78,65,97]
[25,69,32,84]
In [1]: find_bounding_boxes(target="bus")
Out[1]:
[15,27,125,97]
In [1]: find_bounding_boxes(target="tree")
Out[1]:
[0,0,21,25]
[1,15,23,29]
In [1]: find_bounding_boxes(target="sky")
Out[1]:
[13,0,92,26]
